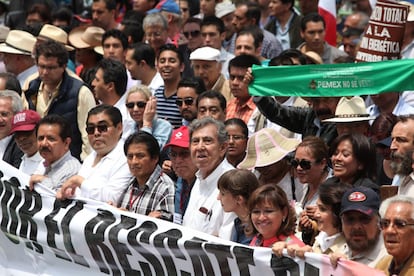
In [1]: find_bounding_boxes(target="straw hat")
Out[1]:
[304,51,323,64]
[38,24,74,51]
[69,25,105,49]
[0,25,9,43]
[238,128,300,170]
[0,30,35,55]
[323,96,375,123]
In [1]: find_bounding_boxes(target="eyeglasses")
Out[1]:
[227,135,246,141]
[341,214,372,225]
[183,30,200,39]
[169,150,190,160]
[86,124,112,135]
[291,159,314,170]
[176,97,194,107]
[251,209,279,217]
[126,101,146,109]
[380,218,414,230]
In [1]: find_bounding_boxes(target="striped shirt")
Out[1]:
[154,86,182,129]
[119,165,175,221]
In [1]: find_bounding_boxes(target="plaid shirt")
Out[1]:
[226,97,256,124]
[119,165,175,220]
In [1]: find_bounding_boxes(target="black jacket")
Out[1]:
[253,96,338,146]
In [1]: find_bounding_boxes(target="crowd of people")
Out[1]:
[0,0,413,275]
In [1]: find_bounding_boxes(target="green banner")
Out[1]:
[249,59,414,97]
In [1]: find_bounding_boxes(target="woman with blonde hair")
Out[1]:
[125,85,172,148]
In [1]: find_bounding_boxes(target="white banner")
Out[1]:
[0,161,385,275]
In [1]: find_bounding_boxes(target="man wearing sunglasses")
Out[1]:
[176,78,206,126]
[331,186,387,268]
[376,195,414,275]
[56,105,132,204]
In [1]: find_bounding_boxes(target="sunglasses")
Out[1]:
[126,101,146,109]
[291,159,313,170]
[86,124,112,135]
[183,30,200,39]
[380,218,414,230]
[176,97,194,107]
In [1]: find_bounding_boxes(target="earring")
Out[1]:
[282,217,286,223]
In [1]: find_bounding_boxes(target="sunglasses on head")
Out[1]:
[183,30,200,38]
[176,97,194,107]
[126,101,146,109]
[291,159,313,170]
[86,124,111,135]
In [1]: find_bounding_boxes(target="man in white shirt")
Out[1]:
[182,117,236,238]
[10,110,43,175]
[57,105,132,204]
[125,42,164,95]
[92,58,135,139]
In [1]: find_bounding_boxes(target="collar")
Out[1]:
[232,96,255,109]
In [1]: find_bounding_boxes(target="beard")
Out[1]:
[390,151,413,175]
[347,228,380,253]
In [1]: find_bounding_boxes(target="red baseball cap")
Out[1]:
[10,110,41,134]
[164,126,190,149]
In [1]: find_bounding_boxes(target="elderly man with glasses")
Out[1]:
[376,195,414,275]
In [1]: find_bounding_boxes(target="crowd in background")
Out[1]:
[0,0,413,275]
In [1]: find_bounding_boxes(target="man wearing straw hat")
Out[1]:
[322,96,375,137]
[68,25,105,88]
[0,30,37,88]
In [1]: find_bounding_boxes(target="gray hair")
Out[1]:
[0,90,23,114]
[189,117,228,144]
[379,195,414,220]
[143,12,168,30]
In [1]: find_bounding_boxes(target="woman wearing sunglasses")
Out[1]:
[329,133,379,194]
[278,179,350,258]
[125,85,173,148]
[293,136,330,245]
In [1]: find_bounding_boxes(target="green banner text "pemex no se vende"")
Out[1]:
[248,59,414,97]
